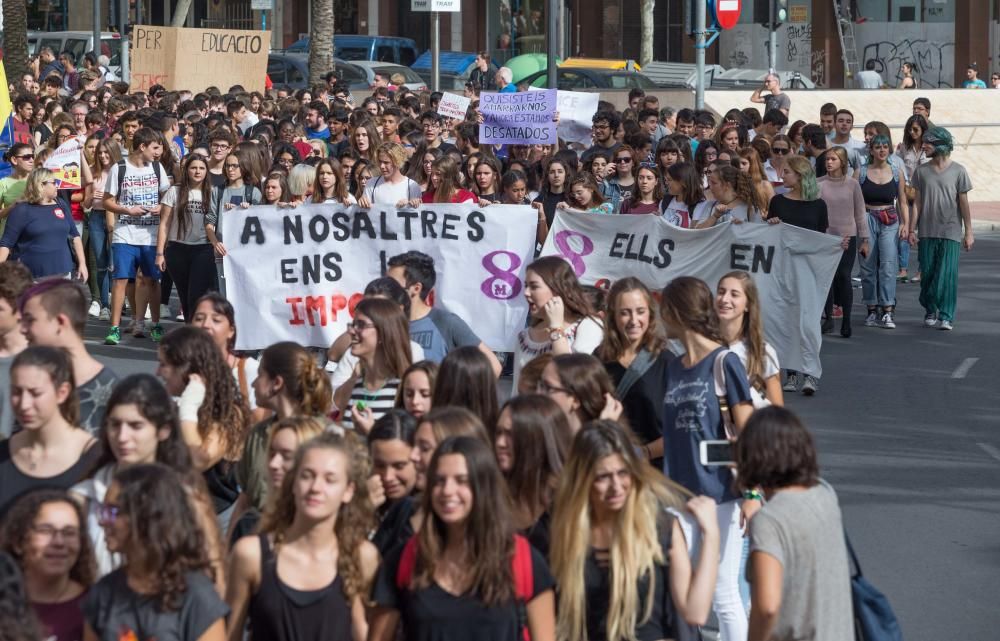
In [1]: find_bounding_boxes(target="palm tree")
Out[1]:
[171,0,194,27]
[309,0,335,87]
[639,0,654,66]
[2,0,30,82]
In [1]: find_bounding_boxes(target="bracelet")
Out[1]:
[743,489,764,501]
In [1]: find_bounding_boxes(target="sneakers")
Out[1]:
[924,312,939,327]
[175,312,185,322]
[783,373,800,392]
[832,305,843,319]
[864,311,879,327]
[880,311,896,329]
[99,307,111,321]
[88,301,101,318]
[144,306,151,320]
[159,304,172,320]
[801,375,819,396]
[150,324,165,342]
[104,326,121,345]
[131,320,146,338]
[938,319,953,331]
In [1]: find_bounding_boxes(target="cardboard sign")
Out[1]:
[438,92,471,120]
[479,89,558,145]
[540,211,843,377]
[45,138,83,190]
[224,203,537,351]
[131,26,269,93]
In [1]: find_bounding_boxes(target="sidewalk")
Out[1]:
[971,203,1000,231]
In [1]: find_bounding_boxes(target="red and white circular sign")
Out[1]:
[53,209,65,219]
[713,0,742,30]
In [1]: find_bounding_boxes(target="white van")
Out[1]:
[28,31,123,78]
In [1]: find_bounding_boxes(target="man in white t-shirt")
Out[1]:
[359,142,422,208]
[829,109,866,174]
[102,127,171,345]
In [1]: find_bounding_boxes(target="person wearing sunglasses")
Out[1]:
[764,134,793,188]
[601,145,638,214]
[0,144,36,238]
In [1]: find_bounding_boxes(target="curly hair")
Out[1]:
[0,489,97,588]
[259,432,375,602]
[713,164,768,215]
[0,552,43,641]
[258,341,332,417]
[113,464,214,611]
[158,326,251,460]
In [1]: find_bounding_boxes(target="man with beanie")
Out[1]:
[908,127,973,331]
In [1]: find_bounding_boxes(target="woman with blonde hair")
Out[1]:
[0,167,87,280]
[738,147,775,215]
[551,420,719,641]
[287,163,316,204]
[227,432,379,641]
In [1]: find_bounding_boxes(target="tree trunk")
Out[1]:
[639,0,655,66]
[2,0,30,82]
[171,0,195,27]
[309,0,335,87]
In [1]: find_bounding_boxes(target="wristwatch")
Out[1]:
[548,328,565,342]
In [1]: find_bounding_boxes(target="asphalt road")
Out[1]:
[82,233,1000,640]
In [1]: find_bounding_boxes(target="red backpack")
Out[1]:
[395,534,535,640]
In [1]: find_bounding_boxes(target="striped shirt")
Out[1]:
[342,378,401,429]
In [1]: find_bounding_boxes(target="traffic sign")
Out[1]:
[711,0,742,30]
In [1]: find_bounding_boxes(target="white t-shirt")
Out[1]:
[106,159,171,246]
[699,200,763,225]
[363,175,421,205]
[662,197,711,228]
[161,186,208,245]
[729,339,779,407]
[234,356,260,410]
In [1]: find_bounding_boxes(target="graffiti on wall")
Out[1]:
[786,24,812,68]
[862,38,955,88]
[811,50,826,87]
[727,29,752,69]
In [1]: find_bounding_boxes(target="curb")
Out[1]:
[971,220,999,232]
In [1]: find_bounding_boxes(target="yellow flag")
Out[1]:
[0,60,11,127]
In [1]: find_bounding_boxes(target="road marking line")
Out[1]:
[951,357,979,379]
[977,443,1000,464]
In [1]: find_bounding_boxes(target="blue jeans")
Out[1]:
[87,210,110,309]
[861,212,899,307]
[897,235,911,272]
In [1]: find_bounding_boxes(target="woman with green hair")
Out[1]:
[766,155,835,396]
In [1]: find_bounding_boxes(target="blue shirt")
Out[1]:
[963,79,987,89]
[408,307,481,364]
[499,82,517,93]
[662,347,753,502]
[305,125,331,140]
[0,202,79,278]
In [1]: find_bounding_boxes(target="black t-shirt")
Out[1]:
[372,539,556,641]
[604,349,675,460]
[82,569,228,641]
[581,142,622,165]
[814,150,829,178]
[768,194,828,233]
[372,496,417,558]
[0,439,101,517]
[532,190,566,227]
[584,514,698,641]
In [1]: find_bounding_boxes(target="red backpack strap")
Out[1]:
[394,535,420,591]
[512,534,534,602]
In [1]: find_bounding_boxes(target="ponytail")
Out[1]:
[260,342,332,417]
[297,355,333,416]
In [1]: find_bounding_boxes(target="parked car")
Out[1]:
[410,50,498,91]
[286,35,419,67]
[350,61,427,91]
[267,53,369,92]
[26,30,123,77]
[520,67,658,90]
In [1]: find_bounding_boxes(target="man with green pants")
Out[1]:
[908,127,974,331]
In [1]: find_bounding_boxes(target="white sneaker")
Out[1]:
[175,312,185,322]
[88,301,101,318]
[783,373,800,392]
[924,312,939,327]
[880,312,896,329]
[99,307,111,321]
[801,375,819,396]
[160,304,172,320]
[144,306,152,320]
[131,320,146,337]
[938,319,953,331]
[864,312,878,327]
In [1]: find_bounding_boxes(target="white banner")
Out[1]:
[540,212,843,377]
[438,92,471,120]
[557,90,600,146]
[224,204,536,351]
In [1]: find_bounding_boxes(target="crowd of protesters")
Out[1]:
[0,45,975,641]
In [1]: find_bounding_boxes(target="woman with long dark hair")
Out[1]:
[513,256,604,389]
[394,360,438,420]
[157,326,252,534]
[311,158,356,205]
[83,139,120,319]
[716,272,783,406]
[227,433,379,641]
[601,145,637,214]
[620,163,664,215]
[431,345,499,431]
[368,410,418,521]
[494,394,571,556]
[83,464,228,641]
[532,157,573,234]
[597,278,674,465]
[369,437,557,641]
[538,354,623,435]
[551,420,719,641]
[662,163,708,228]
[659,276,755,641]
[157,154,217,321]
[422,156,477,204]
[894,113,928,282]
[0,489,95,641]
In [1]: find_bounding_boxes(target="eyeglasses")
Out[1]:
[224,163,241,170]
[31,524,80,541]
[772,147,790,155]
[348,320,375,332]
[536,379,572,396]
[16,154,34,160]
[98,503,120,524]
[211,143,231,150]
[615,157,633,163]
[592,123,611,130]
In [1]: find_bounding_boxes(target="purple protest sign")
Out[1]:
[479,89,558,145]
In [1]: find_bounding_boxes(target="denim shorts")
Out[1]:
[111,244,161,280]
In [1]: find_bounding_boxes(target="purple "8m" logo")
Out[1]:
[553,230,594,276]
[481,250,522,300]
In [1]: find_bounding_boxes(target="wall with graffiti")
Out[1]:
[718,22,814,77]
[855,23,955,88]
